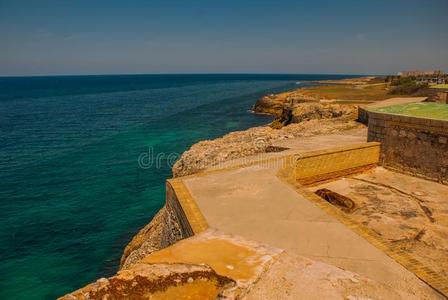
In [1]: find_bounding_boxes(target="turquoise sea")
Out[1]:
[0,74,352,299]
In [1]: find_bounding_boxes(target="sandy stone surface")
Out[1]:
[311,167,448,280]
[244,252,429,300]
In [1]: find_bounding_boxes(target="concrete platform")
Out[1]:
[168,131,447,298]
[182,165,440,298]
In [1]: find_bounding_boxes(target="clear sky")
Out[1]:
[1,0,447,76]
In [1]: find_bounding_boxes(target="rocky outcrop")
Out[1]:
[63,230,439,300]
[290,103,355,123]
[60,263,235,300]
[120,205,184,270]
[254,86,358,129]
[271,102,357,128]
[252,89,322,116]
[252,93,289,116]
[173,118,364,177]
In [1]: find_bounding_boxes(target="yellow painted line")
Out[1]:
[167,179,209,234]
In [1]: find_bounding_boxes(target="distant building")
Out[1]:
[397,70,448,86]
[398,70,445,77]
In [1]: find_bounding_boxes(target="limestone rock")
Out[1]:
[290,102,356,123]
[120,205,184,270]
[172,118,364,177]
[271,102,357,128]
[252,94,287,116]
[63,230,441,300]
[59,263,235,300]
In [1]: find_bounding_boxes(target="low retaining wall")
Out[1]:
[368,112,448,183]
[428,88,448,104]
[294,142,380,185]
[166,179,209,237]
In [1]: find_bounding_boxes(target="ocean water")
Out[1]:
[0,74,352,299]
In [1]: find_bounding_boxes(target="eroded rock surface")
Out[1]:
[312,167,448,281]
[60,263,235,300]
[271,102,357,128]
[253,89,322,116]
[63,230,441,300]
[120,205,184,270]
[254,91,358,129]
[173,118,364,177]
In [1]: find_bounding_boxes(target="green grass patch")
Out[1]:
[370,102,448,121]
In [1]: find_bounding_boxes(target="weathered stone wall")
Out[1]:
[294,142,380,185]
[368,111,448,183]
[428,89,448,104]
[166,179,209,237]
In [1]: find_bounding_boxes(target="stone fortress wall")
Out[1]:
[367,111,448,184]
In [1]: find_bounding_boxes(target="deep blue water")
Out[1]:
[0,74,354,299]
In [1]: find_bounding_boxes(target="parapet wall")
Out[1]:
[294,142,380,185]
[368,111,448,183]
[166,179,209,237]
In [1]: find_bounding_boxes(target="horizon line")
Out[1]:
[0,72,385,78]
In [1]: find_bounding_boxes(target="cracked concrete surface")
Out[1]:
[311,167,448,280]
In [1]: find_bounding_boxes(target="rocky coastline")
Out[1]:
[119,78,368,270]
[63,76,447,299]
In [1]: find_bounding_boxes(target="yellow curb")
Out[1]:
[167,179,209,234]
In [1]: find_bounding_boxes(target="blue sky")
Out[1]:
[0,0,447,76]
